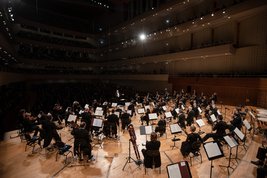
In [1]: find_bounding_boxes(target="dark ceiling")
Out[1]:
[14,0,129,33]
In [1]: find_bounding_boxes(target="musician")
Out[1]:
[52,103,64,124]
[40,113,63,149]
[230,109,243,130]
[141,109,150,126]
[107,109,119,138]
[142,132,161,168]
[81,107,92,132]
[71,122,94,161]
[21,112,41,141]
[180,125,202,157]
[155,117,166,137]
[202,115,229,143]
[251,146,267,178]
[186,106,195,126]
[177,110,186,129]
[120,111,131,132]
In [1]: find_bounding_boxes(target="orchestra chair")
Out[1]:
[144,150,161,174]
[24,135,41,154]
[187,140,202,166]
[55,144,73,164]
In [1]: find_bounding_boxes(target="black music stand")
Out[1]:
[233,127,248,151]
[169,123,182,149]
[166,161,192,178]
[140,125,153,141]
[203,141,224,178]
[219,135,238,176]
[122,139,142,171]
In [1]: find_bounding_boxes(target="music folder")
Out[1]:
[170,123,182,134]
[166,161,192,178]
[148,113,158,120]
[140,125,153,135]
[67,114,77,122]
[92,118,103,127]
[203,141,224,160]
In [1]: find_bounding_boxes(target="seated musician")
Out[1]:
[251,145,267,178]
[21,111,41,142]
[142,132,161,168]
[178,110,186,129]
[81,107,92,132]
[107,109,119,138]
[187,106,195,126]
[202,115,229,143]
[155,117,166,137]
[71,122,94,161]
[229,108,243,131]
[40,113,63,150]
[180,125,202,157]
[141,109,150,126]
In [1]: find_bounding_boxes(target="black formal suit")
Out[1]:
[142,140,161,168]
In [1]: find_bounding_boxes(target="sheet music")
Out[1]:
[145,105,150,110]
[162,106,167,111]
[92,119,103,127]
[148,113,158,120]
[196,119,205,127]
[67,114,77,122]
[111,103,117,107]
[204,142,222,159]
[84,104,89,109]
[198,107,202,113]
[167,163,182,178]
[243,119,251,130]
[127,110,132,115]
[249,111,255,119]
[96,107,102,111]
[145,126,153,135]
[217,109,221,115]
[95,110,104,116]
[234,127,245,141]
[165,111,173,118]
[224,135,238,148]
[170,124,182,134]
[125,102,131,107]
[175,108,180,114]
[210,114,217,122]
[114,111,120,118]
[181,105,185,110]
[138,108,145,114]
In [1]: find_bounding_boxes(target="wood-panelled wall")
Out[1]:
[169,76,267,108]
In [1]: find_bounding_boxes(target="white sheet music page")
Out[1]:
[138,108,145,114]
[170,124,182,133]
[243,119,251,130]
[196,119,205,127]
[224,135,238,148]
[249,111,255,119]
[210,114,217,122]
[68,114,77,122]
[234,127,245,140]
[145,126,152,135]
[95,110,104,116]
[198,107,202,113]
[93,119,103,127]
[204,142,221,158]
[165,111,172,118]
[175,108,180,114]
[148,113,158,120]
[167,163,182,178]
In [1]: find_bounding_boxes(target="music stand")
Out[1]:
[137,108,145,114]
[140,125,153,141]
[165,111,173,123]
[233,127,248,151]
[166,161,192,178]
[92,118,104,148]
[169,124,182,149]
[67,114,77,122]
[203,141,224,178]
[196,119,205,135]
[219,135,238,176]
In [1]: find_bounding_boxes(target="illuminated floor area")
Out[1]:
[0,105,262,178]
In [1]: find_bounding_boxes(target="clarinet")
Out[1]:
[127,124,142,165]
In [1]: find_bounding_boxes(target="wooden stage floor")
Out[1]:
[0,105,263,178]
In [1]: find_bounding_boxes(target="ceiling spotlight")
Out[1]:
[139,33,146,41]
